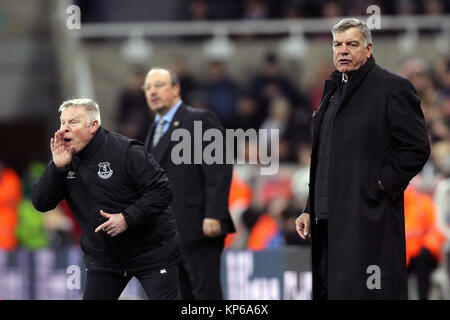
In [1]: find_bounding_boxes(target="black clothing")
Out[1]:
[316,220,328,300]
[83,264,180,300]
[408,247,438,300]
[32,127,179,277]
[313,85,342,220]
[178,236,225,300]
[304,56,430,299]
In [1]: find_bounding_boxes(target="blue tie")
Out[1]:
[153,118,166,146]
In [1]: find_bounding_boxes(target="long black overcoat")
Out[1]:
[305,56,430,299]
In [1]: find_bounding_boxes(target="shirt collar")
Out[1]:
[155,100,182,124]
[342,72,348,83]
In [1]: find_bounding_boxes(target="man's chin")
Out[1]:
[337,66,352,73]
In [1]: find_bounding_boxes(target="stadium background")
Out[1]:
[0,0,449,299]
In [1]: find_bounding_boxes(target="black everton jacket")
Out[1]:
[32,127,179,275]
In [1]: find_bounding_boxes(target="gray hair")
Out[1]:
[58,98,101,126]
[332,18,372,48]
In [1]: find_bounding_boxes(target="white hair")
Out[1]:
[58,98,101,126]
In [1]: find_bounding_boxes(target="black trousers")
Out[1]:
[407,247,438,300]
[178,236,225,300]
[82,264,180,300]
[316,219,328,300]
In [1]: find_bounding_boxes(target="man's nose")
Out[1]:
[339,44,350,55]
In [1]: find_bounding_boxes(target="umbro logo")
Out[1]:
[66,171,76,179]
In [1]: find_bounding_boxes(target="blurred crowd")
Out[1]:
[75,0,450,22]
[0,51,449,298]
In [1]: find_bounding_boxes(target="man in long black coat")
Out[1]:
[296,18,430,299]
[143,68,235,299]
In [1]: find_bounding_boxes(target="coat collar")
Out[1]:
[148,103,188,163]
[75,126,106,160]
[319,55,376,112]
[330,55,375,86]
[312,56,376,144]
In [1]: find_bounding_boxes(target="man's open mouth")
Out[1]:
[64,138,72,143]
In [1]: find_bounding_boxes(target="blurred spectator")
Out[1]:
[405,184,446,300]
[433,145,450,277]
[309,61,335,112]
[116,65,154,142]
[260,96,299,162]
[203,59,240,128]
[169,59,199,103]
[188,90,209,110]
[431,56,450,94]
[247,198,288,250]
[321,1,343,18]
[16,162,49,250]
[424,0,444,16]
[249,52,309,127]
[188,0,209,20]
[280,2,301,19]
[291,143,311,209]
[243,0,269,20]
[17,162,78,249]
[208,0,243,20]
[74,0,106,22]
[225,169,253,249]
[396,0,417,15]
[43,204,75,249]
[247,198,308,250]
[398,58,449,144]
[259,173,292,206]
[233,93,263,130]
[0,160,22,251]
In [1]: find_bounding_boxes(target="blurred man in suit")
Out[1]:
[143,68,235,299]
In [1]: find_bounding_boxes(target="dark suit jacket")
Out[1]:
[145,103,235,241]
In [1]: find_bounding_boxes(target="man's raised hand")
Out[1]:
[51,130,73,168]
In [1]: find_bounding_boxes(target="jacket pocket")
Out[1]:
[365,167,386,206]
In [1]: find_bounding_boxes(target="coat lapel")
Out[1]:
[150,104,187,164]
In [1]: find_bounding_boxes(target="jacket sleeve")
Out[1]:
[199,111,233,221]
[379,78,431,201]
[122,142,173,228]
[303,194,310,214]
[31,161,67,212]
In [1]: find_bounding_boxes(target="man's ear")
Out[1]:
[366,43,373,58]
[174,84,181,97]
[91,120,99,135]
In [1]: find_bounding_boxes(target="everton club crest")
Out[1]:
[98,162,113,179]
